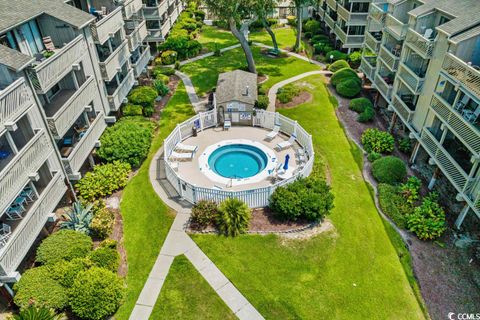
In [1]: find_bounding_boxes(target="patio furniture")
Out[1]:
[0,150,10,160]
[176,143,198,153]
[462,107,480,123]
[424,28,434,40]
[42,36,56,51]
[277,167,295,180]
[223,120,231,131]
[21,187,35,202]
[6,206,24,220]
[275,134,296,150]
[170,151,194,161]
[169,161,179,171]
[60,146,73,157]
[63,136,74,146]
[13,196,27,210]
[0,223,12,247]
[265,125,280,141]
[455,95,469,111]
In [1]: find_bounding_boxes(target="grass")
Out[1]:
[197,25,238,52]
[180,46,320,97]
[192,75,424,319]
[149,255,236,319]
[115,82,195,319]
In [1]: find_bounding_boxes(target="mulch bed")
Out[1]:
[152,75,180,121]
[276,91,312,109]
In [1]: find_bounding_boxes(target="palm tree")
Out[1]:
[59,201,93,235]
[10,306,65,320]
[216,198,251,236]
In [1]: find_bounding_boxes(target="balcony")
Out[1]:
[44,77,100,138]
[369,2,386,23]
[318,6,325,17]
[161,21,171,37]
[324,14,335,30]
[405,28,434,59]
[0,79,35,132]
[335,25,347,43]
[385,14,407,39]
[127,20,149,52]
[364,31,382,53]
[144,7,159,19]
[91,7,124,45]
[391,94,414,125]
[27,36,87,93]
[108,70,135,111]
[0,171,65,276]
[147,29,164,41]
[360,55,376,81]
[398,62,425,94]
[374,73,393,101]
[442,53,480,99]
[420,128,469,193]
[99,40,130,81]
[337,4,349,21]
[62,113,107,177]
[326,0,337,10]
[123,0,143,19]
[378,44,400,71]
[431,94,480,155]
[0,130,52,216]
[132,48,152,77]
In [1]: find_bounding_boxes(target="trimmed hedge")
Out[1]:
[122,103,143,116]
[372,156,407,184]
[87,247,120,272]
[378,184,412,228]
[358,106,375,122]
[160,50,178,65]
[304,20,321,34]
[277,84,300,103]
[331,68,361,86]
[255,95,269,110]
[36,230,92,265]
[50,258,91,288]
[326,50,348,62]
[127,86,157,116]
[349,97,372,113]
[328,59,350,72]
[336,78,361,98]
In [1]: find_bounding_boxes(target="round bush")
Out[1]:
[70,267,125,320]
[331,68,360,87]
[160,50,178,65]
[13,266,69,310]
[326,50,348,62]
[122,103,143,116]
[128,86,157,111]
[97,118,154,168]
[328,59,350,72]
[216,198,251,237]
[191,200,218,229]
[367,152,381,162]
[153,66,175,77]
[304,20,321,34]
[347,51,362,68]
[372,156,407,184]
[156,73,170,84]
[311,34,329,44]
[358,106,375,122]
[336,78,362,98]
[87,247,120,272]
[90,206,115,239]
[36,230,92,265]
[50,258,92,288]
[361,128,395,154]
[349,97,372,113]
[255,95,269,110]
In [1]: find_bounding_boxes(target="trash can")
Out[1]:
[192,126,197,137]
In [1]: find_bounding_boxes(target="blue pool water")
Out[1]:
[208,144,268,179]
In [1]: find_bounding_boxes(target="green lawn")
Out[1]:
[149,255,236,319]
[115,82,195,319]
[180,46,320,97]
[250,27,306,51]
[192,75,425,319]
[197,25,238,52]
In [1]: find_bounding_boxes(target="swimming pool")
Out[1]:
[208,144,268,179]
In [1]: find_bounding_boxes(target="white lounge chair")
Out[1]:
[275,134,296,150]
[265,125,280,140]
[176,143,198,153]
[170,151,193,161]
[424,28,434,39]
[224,120,231,131]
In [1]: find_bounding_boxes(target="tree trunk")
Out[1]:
[294,5,302,51]
[262,18,278,50]
[229,17,257,73]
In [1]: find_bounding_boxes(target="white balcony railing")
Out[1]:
[46,77,99,138]
[143,7,159,19]
[0,78,35,131]
[27,36,86,93]
[337,4,350,21]
[398,62,424,94]
[391,94,414,124]
[335,25,347,43]
[0,172,65,276]
[99,40,130,81]
[91,7,124,44]
[385,14,407,39]
[326,0,336,10]
[378,45,400,71]
[123,0,143,19]
[161,21,171,37]
[365,32,381,52]
[158,0,169,16]
[62,113,107,176]
[406,28,434,59]
[374,73,393,101]
[369,2,386,23]
[108,70,135,112]
[442,53,480,99]
[147,29,164,40]
[128,20,148,52]
[0,130,52,215]
[360,56,376,81]
[324,14,335,30]
[133,49,151,77]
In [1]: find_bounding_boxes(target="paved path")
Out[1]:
[253,42,325,67]
[174,70,204,113]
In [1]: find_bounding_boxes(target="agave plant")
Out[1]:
[59,201,93,235]
[11,305,65,320]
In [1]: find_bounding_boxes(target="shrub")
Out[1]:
[304,31,313,39]
[153,80,169,97]
[400,176,421,205]
[50,258,91,288]
[349,97,372,113]
[367,152,381,162]
[160,50,178,65]
[277,84,300,103]
[326,50,348,62]
[159,36,202,60]
[191,200,218,229]
[361,128,395,154]
[406,193,446,240]
[128,86,157,115]
[258,85,266,96]
[59,202,93,235]
[398,137,412,153]
[286,16,296,26]
[154,57,162,65]
[194,9,205,21]
[313,43,324,54]
[87,247,120,272]
[97,118,154,167]
[336,78,361,98]
[90,206,115,239]
[269,177,334,222]
[99,238,118,249]
[378,184,413,228]
[331,68,361,87]
[304,20,321,34]
[320,45,334,55]
[122,103,143,116]
[10,305,64,320]
[358,106,375,122]
[70,267,125,320]
[153,66,175,77]
[328,59,350,72]
[372,156,407,185]
[13,267,68,311]
[36,230,92,265]
[155,73,170,84]
[347,51,362,68]
[76,161,131,201]
[255,95,269,110]
[216,198,251,236]
[311,34,329,44]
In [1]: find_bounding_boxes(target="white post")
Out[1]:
[294,120,298,136]
[455,204,470,229]
[177,124,182,141]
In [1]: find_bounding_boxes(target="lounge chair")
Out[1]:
[176,143,198,153]
[6,206,24,220]
[170,151,193,161]
[42,36,56,51]
[275,134,296,150]
[265,125,280,140]
[224,120,231,131]
[462,108,480,123]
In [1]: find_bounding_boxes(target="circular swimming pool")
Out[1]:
[208,144,268,179]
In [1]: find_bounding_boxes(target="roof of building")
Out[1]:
[0,0,94,34]
[216,70,258,106]
[0,44,34,71]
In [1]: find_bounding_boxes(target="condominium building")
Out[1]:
[314,0,371,53]
[359,0,480,228]
[143,0,184,51]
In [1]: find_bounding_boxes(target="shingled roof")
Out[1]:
[215,70,257,106]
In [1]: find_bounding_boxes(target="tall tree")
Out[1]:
[293,0,314,51]
[205,0,257,73]
[254,0,279,51]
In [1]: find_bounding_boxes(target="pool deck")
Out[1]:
[170,126,302,191]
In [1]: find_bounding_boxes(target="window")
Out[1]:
[147,20,160,29]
